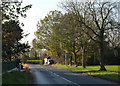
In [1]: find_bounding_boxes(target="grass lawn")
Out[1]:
[2,71,31,85]
[27,60,42,62]
[27,60,42,64]
[105,65,120,72]
[52,64,120,83]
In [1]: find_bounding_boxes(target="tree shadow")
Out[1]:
[72,70,120,83]
[93,73,120,84]
[72,70,99,73]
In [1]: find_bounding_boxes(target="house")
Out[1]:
[44,56,50,65]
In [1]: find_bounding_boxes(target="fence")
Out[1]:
[2,61,17,73]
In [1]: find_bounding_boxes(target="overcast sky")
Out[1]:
[19,0,61,46]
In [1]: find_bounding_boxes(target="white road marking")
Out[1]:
[44,68,80,86]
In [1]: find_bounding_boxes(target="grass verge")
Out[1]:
[2,71,31,85]
[52,64,120,83]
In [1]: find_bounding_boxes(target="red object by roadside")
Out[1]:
[24,63,29,72]
[24,63,29,68]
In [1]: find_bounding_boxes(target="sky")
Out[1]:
[19,0,119,47]
[19,0,61,46]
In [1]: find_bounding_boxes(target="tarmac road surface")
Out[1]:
[29,64,120,86]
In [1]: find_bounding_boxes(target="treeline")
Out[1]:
[33,1,120,71]
[2,1,32,61]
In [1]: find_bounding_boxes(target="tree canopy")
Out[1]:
[2,1,32,61]
[33,1,120,71]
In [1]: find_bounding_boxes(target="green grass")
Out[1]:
[88,71,119,83]
[2,71,30,85]
[27,60,42,62]
[27,60,43,64]
[52,64,120,83]
[22,64,25,67]
[105,65,119,72]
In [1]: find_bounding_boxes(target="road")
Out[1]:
[29,64,119,86]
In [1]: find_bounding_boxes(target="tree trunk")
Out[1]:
[63,53,65,65]
[99,31,107,71]
[70,55,72,66]
[73,41,77,67]
[74,51,77,67]
[9,56,11,61]
[65,53,67,66]
[82,46,86,68]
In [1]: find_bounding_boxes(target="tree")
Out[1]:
[2,20,22,61]
[1,1,32,21]
[34,10,89,66]
[33,10,64,63]
[34,10,63,49]
[58,13,88,67]
[12,42,30,56]
[2,20,30,61]
[2,1,32,61]
[60,1,119,71]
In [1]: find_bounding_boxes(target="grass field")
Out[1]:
[52,64,120,83]
[2,71,30,85]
